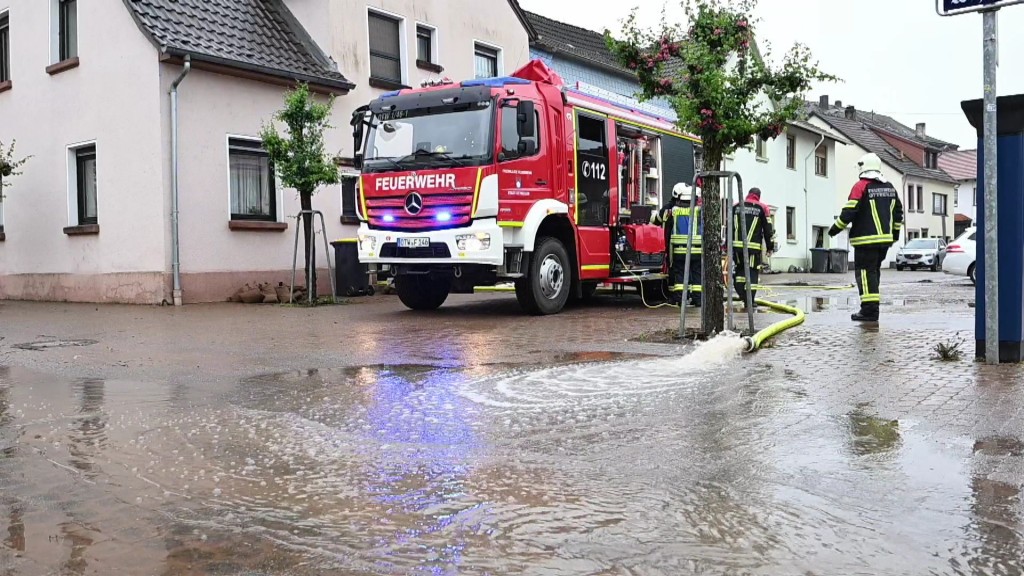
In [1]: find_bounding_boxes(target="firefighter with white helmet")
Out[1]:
[652,182,703,306]
[829,152,905,322]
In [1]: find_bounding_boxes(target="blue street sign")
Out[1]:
[939,0,1024,15]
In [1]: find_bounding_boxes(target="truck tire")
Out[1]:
[395,274,451,311]
[515,236,571,315]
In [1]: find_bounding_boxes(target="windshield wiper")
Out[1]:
[397,149,468,167]
[366,156,405,171]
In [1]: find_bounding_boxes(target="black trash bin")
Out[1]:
[829,248,850,273]
[810,247,830,273]
[331,239,374,297]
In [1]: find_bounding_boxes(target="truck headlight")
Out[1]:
[358,235,376,251]
[456,233,491,251]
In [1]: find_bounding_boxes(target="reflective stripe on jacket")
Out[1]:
[732,199,772,251]
[832,178,905,246]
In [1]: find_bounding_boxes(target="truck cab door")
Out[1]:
[574,112,613,278]
[497,99,550,226]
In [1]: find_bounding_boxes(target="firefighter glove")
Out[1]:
[828,224,841,237]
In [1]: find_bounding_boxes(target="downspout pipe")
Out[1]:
[170,55,191,306]
[804,133,826,265]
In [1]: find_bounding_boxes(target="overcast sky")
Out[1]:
[517,0,1024,149]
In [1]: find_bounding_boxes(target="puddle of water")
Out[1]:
[2,359,1023,575]
[11,339,98,351]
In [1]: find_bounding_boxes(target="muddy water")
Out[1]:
[1,337,1022,575]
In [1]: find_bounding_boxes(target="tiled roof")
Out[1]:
[525,10,633,76]
[938,149,977,181]
[808,105,958,184]
[123,0,354,91]
[816,102,957,150]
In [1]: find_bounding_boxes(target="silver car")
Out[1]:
[896,237,947,271]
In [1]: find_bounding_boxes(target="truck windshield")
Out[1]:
[363,103,494,172]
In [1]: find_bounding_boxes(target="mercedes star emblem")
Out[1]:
[404,192,424,215]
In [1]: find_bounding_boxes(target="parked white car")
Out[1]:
[943,227,977,284]
[895,237,947,271]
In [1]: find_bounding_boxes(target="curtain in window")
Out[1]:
[368,14,401,82]
[474,46,497,79]
[230,155,271,217]
[81,156,97,221]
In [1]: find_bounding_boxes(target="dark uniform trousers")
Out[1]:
[854,245,887,314]
[670,250,702,306]
[732,249,762,301]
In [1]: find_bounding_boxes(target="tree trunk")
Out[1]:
[700,148,725,335]
[300,192,317,301]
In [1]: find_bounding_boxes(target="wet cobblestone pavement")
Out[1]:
[2,270,1023,575]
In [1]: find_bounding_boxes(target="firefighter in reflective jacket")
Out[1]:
[829,153,905,322]
[732,187,774,300]
[653,183,702,306]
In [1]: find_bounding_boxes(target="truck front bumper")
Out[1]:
[356,219,505,266]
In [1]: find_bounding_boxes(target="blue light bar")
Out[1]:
[379,90,402,99]
[461,77,531,88]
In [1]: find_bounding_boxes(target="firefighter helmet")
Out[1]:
[672,183,693,202]
[857,153,882,177]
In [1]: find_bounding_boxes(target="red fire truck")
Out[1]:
[350,60,699,315]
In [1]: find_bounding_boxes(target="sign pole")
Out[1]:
[982,9,999,364]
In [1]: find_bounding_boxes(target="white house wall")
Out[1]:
[0,0,167,303]
[721,129,839,271]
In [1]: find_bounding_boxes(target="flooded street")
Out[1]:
[2,272,1023,574]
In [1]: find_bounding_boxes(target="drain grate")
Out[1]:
[12,339,99,351]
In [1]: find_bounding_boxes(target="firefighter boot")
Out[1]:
[851,303,879,322]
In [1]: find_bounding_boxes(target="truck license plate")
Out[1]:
[398,237,430,248]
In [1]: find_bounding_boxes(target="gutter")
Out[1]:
[170,55,191,307]
[804,132,826,264]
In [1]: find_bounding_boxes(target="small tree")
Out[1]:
[261,84,340,301]
[0,139,30,200]
[607,0,835,334]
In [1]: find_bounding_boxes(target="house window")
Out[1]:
[341,174,359,223]
[814,145,827,176]
[368,11,402,84]
[229,138,276,221]
[786,206,796,240]
[74,145,97,225]
[933,193,947,216]
[58,0,77,61]
[755,136,767,160]
[973,186,977,206]
[906,185,914,211]
[416,25,433,64]
[925,151,938,169]
[0,12,9,83]
[954,191,958,208]
[916,185,924,213]
[500,107,540,160]
[785,136,795,169]
[474,43,499,79]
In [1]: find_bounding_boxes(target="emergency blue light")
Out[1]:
[383,214,395,223]
[436,212,452,222]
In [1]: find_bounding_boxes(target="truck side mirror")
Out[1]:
[350,106,369,169]
[517,100,535,138]
[517,140,537,156]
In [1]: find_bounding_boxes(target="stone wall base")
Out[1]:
[0,268,335,304]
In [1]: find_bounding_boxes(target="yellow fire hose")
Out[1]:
[742,298,806,353]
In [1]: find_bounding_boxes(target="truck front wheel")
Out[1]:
[395,274,451,311]
[515,236,571,315]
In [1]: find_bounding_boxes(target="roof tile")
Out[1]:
[123,0,353,90]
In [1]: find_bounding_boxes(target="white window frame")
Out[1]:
[66,139,97,226]
[366,7,408,86]
[786,206,797,241]
[0,9,10,83]
[225,134,282,222]
[414,22,438,65]
[49,0,77,64]
[472,40,503,78]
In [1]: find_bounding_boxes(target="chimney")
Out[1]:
[916,122,926,138]
[819,95,829,109]
[844,105,856,120]
[835,100,843,108]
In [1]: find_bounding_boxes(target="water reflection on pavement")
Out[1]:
[1,334,1023,575]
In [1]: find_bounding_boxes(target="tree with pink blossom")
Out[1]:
[607,0,835,334]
